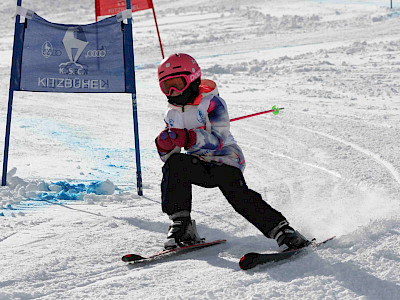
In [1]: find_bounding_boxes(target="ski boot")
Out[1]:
[164,211,203,250]
[268,220,310,252]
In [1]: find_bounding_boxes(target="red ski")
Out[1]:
[122,239,227,263]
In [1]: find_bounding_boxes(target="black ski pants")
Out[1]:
[161,153,286,237]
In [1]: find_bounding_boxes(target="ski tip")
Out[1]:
[313,235,336,247]
[211,239,227,244]
[122,254,146,263]
[239,253,259,270]
[239,255,246,268]
[239,256,247,270]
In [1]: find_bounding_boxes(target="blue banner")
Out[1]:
[19,14,127,93]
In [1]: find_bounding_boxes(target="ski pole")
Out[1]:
[230,105,284,122]
[160,105,284,140]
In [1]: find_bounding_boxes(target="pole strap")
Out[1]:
[116,9,132,22]
[15,6,34,19]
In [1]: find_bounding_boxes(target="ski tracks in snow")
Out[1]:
[238,119,400,190]
[238,122,345,180]
[286,123,400,186]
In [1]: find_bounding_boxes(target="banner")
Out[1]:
[1,4,143,196]
[94,0,164,58]
[3,5,142,195]
[95,0,153,18]
[19,13,129,93]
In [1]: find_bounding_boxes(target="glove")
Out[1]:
[155,129,175,153]
[169,128,197,150]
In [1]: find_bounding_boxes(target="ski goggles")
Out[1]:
[159,72,200,96]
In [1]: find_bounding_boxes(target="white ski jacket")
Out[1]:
[158,79,246,172]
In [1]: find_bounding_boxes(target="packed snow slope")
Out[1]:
[1,0,400,299]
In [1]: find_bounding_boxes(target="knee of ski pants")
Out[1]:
[161,153,193,191]
[216,166,266,209]
[217,166,249,203]
[217,164,247,190]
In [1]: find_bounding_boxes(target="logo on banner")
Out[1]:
[85,47,107,58]
[52,27,108,77]
[41,41,62,58]
[59,27,89,76]
[38,26,111,90]
[20,13,127,93]
[42,41,53,58]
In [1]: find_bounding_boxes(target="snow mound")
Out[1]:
[0,168,117,215]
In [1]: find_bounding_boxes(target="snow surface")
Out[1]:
[1,0,400,299]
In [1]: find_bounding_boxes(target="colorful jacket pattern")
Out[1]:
[157,79,246,172]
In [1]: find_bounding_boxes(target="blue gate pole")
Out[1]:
[131,93,143,196]
[2,90,15,186]
[126,0,143,196]
[2,0,22,186]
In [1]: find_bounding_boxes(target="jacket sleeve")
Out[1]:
[191,96,230,152]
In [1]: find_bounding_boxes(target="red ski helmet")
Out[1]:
[158,53,201,84]
[158,53,202,106]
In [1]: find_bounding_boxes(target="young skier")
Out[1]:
[155,53,310,251]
